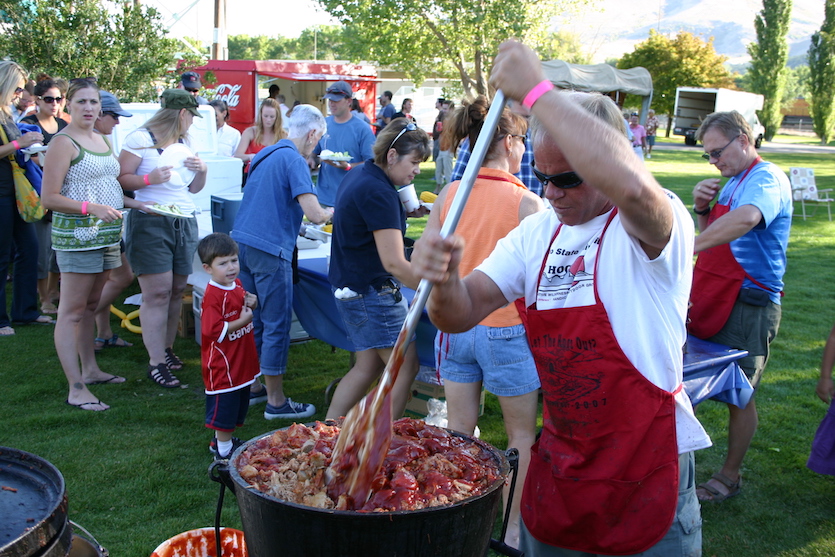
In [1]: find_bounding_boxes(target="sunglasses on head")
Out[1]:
[532,163,584,189]
[388,122,417,151]
[39,95,63,104]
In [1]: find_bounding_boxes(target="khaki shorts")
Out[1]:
[55,245,121,274]
[709,298,782,389]
[126,210,198,276]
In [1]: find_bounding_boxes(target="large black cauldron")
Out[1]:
[211,428,509,557]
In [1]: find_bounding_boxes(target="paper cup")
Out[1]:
[398,184,420,212]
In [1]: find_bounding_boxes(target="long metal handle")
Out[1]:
[400,90,508,337]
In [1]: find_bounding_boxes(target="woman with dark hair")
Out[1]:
[118,89,207,388]
[325,118,431,420]
[0,61,47,336]
[209,99,241,157]
[41,79,127,410]
[21,78,68,144]
[425,95,543,548]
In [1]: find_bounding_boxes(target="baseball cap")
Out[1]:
[323,81,353,101]
[181,71,202,91]
[99,91,132,117]
[160,89,202,117]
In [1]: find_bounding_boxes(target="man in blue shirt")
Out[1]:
[690,110,792,503]
[375,90,396,134]
[313,81,376,207]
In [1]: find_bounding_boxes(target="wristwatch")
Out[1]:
[693,205,711,216]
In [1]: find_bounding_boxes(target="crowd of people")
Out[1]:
[3,41,832,556]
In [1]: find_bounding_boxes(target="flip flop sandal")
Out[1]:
[165,347,184,371]
[148,363,180,388]
[97,334,133,350]
[41,302,58,314]
[87,374,126,385]
[66,399,109,411]
[697,472,742,503]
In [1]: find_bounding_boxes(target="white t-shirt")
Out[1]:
[216,124,241,158]
[478,190,711,454]
[121,128,196,213]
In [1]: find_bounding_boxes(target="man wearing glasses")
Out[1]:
[414,40,707,556]
[180,71,208,105]
[312,80,375,208]
[689,111,792,504]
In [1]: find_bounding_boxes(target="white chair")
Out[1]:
[790,167,833,221]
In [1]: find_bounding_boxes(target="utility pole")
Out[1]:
[212,0,227,60]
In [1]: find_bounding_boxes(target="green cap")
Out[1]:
[160,89,202,117]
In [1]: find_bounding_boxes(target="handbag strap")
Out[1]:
[0,122,25,169]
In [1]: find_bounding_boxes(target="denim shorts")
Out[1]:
[436,324,540,397]
[333,283,410,351]
[519,452,701,557]
[55,245,121,274]
[125,210,197,276]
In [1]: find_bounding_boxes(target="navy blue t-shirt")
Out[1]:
[328,161,406,292]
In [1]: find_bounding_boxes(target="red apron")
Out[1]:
[688,158,762,340]
[516,210,680,555]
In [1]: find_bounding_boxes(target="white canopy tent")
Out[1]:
[540,60,653,124]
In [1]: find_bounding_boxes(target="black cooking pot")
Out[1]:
[211,428,509,557]
[0,447,68,557]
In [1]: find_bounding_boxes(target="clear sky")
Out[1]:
[149,0,337,45]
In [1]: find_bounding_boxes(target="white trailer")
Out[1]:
[673,87,765,148]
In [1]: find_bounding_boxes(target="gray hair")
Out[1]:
[696,111,753,143]
[529,90,628,144]
[288,104,327,139]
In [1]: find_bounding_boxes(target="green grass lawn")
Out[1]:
[4,150,835,556]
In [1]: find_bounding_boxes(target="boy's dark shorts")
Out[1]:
[205,387,251,432]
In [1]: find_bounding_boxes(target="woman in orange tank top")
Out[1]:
[424,96,544,549]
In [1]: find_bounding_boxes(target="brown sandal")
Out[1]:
[148,363,180,388]
[697,472,742,503]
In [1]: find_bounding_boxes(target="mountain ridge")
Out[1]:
[553,0,825,65]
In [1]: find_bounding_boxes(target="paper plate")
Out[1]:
[320,154,352,162]
[149,204,194,219]
[158,144,196,189]
[21,143,48,155]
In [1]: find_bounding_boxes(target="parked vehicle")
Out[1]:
[673,87,765,148]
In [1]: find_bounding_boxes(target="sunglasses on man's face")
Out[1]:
[39,96,63,104]
[701,135,740,161]
[103,112,120,120]
[532,163,584,189]
[186,88,200,94]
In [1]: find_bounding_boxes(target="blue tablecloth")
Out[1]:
[294,256,753,408]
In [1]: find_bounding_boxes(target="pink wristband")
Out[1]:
[12,140,20,150]
[345,164,352,171]
[81,201,89,215]
[143,174,151,186]
[522,79,555,110]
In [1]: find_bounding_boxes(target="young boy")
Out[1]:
[198,233,260,460]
